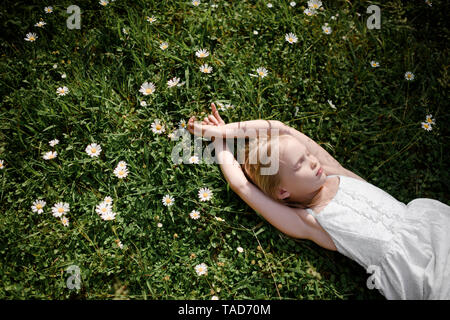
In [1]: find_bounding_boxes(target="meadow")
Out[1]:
[0,0,448,299]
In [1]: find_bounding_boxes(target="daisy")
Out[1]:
[215,216,225,222]
[167,77,184,88]
[117,161,127,169]
[167,132,176,140]
[195,263,208,276]
[308,0,322,10]
[304,8,316,16]
[190,210,201,220]
[140,100,147,107]
[199,63,213,74]
[285,32,298,44]
[404,71,415,81]
[162,194,175,207]
[322,25,332,34]
[43,151,57,160]
[192,0,201,6]
[211,296,219,300]
[157,222,163,228]
[85,143,102,157]
[421,122,432,131]
[24,32,38,42]
[101,211,116,221]
[179,119,187,130]
[56,86,69,96]
[256,67,268,78]
[267,3,273,8]
[237,246,244,253]
[139,82,156,95]
[99,0,109,6]
[61,216,69,227]
[146,16,157,24]
[53,64,58,69]
[31,200,46,214]
[160,42,169,50]
[425,114,436,125]
[61,73,66,79]
[51,202,70,218]
[370,61,380,68]
[198,187,213,202]
[122,28,128,35]
[290,2,296,7]
[425,0,432,6]
[103,196,113,206]
[116,239,124,249]
[327,100,336,109]
[96,202,112,216]
[0,159,4,169]
[34,21,46,28]
[49,139,59,147]
[113,165,129,179]
[44,6,53,13]
[195,49,209,58]
[253,30,259,35]
[189,155,200,164]
[151,119,166,134]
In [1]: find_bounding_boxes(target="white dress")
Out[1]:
[306,174,450,300]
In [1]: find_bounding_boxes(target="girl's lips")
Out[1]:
[316,168,323,176]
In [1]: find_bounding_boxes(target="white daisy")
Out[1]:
[31,200,46,214]
[370,61,380,68]
[24,32,38,42]
[211,295,219,300]
[157,222,163,228]
[285,32,298,44]
[199,63,213,74]
[113,165,129,179]
[215,216,225,222]
[61,73,66,79]
[192,0,201,6]
[146,16,157,23]
[140,100,147,107]
[101,211,116,221]
[117,161,127,169]
[304,8,316,16]
[49,139,59,147]
[178,119,187,130]
[162,194,175,207]
[85,143,102,157]
[61,216,69,227]
[189,155,200,164]
[96,202,112,216]
[253,30,259,35]
[421,122,432,131]
[0,159,4,169]
[43,151,57,160]
[195,49,209,58]
[99,0,109,6]
[256,67,268,78]
[116,239,124,249]
[404,71,415,81]
[167,77,183,88]
[322,25,332,34]
[51,202,70,218]
[308,0,322,10]
[267,3,273,8]
[122,28,128,35]
[190,210,201,220]
[53,64,58,69]
[151,119,166,134]
[290,2,296,7]
[103,196,113,205]
[167,132,176,140]
[160,42,169,50]
[34,21,46,28]
[198,187,213,202]
[425,114,436,125]
[56,86,69,96]
[44,6,53,13]
[139,82,156,95]
[327,100,336,109]
[236,246,244,253]
[195,263,208,276]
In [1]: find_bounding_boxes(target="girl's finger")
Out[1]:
[208,114,219,125]
[211,103,225,124]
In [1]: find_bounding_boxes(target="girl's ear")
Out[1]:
[276,187,290,200]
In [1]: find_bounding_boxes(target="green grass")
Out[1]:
[0,0,448,299]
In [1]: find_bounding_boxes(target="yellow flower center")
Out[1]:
[203,192,208,198]
[166,199,171,203]
[36,204,43,209]
[289,37,293,42]
[119,170,124,175]
[102,208,107,212]
[156,124,162,130]
[91,148,96,153]
[145,88,152,94]
[58,208,64,213]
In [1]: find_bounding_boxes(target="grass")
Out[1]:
[0,0,448,299]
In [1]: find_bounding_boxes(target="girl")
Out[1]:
[187,103,450,300]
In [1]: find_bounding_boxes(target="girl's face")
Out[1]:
[276,136,326,202]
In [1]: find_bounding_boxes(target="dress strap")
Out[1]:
[326,174,339,178]
[306,208,316,217]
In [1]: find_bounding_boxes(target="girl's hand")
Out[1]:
[187,103,225,138]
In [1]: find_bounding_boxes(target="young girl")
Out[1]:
[187,103,450,300]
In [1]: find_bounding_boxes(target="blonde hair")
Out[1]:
[240,133,310,209]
